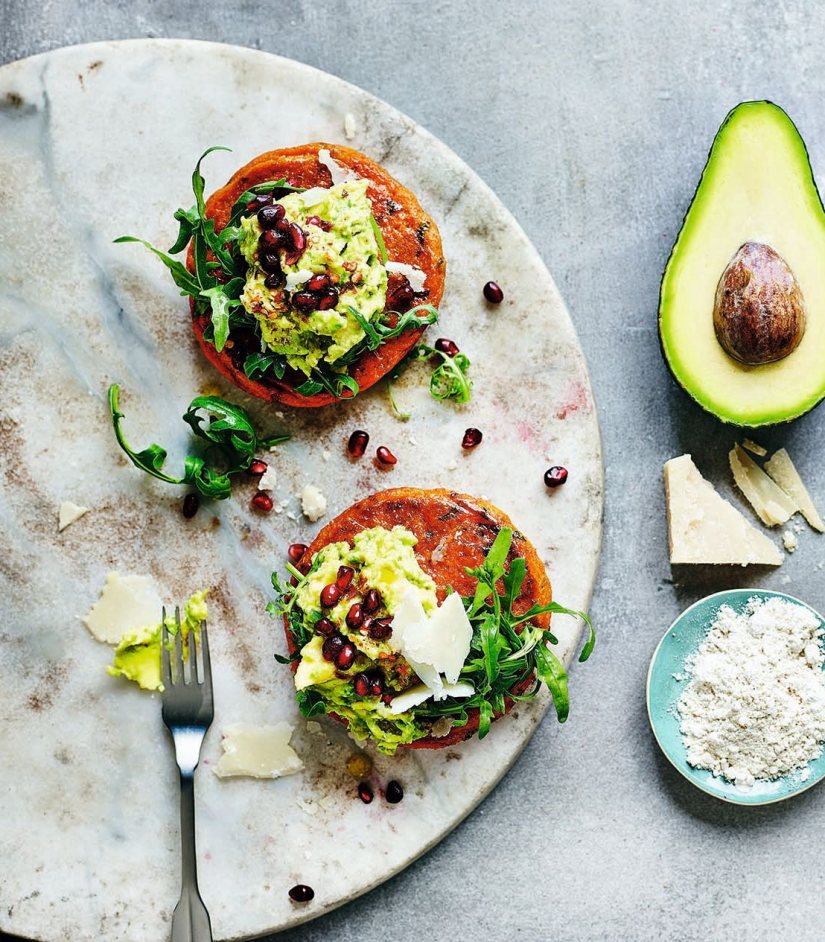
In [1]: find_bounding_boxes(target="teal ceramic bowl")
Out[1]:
[647,588,825,806]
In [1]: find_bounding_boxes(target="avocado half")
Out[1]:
[659,101,825,427]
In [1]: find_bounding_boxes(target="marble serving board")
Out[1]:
[0,39,603,942]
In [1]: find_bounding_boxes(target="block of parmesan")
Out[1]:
[729,445,798,527]
[664,455,783,566]
[764,448,824,532]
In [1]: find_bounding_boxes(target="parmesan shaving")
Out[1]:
[318,148,358,186]
[214,723,303,780]
[741,438,768,457]
[764,448,824,532]
[729,445,798,527]
[58,501,88,532]
[82,572,164,645]
[385,261,427,293]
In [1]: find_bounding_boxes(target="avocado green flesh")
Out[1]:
[660,101,825,427]
[239,180,387,377]
[292,526,439,753]
[107,591,208,691]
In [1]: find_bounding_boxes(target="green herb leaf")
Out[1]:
[108,384,184,485]
[534,642,570,722]
[170,205,200,254]
[113,236,201,296]
[109,384,289,501]
[244,351,287,381]
[370,215,388,264]
[199,284,241,353]
[416,346,472,404]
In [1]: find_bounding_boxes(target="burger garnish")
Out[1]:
[108,384,288,500]
[271,506,594,755]
[116,146,443,404]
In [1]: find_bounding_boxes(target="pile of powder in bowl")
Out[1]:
[677,596,825,788]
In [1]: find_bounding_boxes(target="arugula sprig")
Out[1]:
[108,384,288,500]
[415,343,472,404]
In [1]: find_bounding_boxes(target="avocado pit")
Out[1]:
[713,241,806,365]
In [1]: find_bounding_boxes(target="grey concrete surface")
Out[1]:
[3,2,825,940]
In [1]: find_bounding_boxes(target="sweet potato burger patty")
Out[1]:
[189,143,446,407]
[284,488,552,752]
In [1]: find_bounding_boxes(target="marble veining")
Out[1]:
[0,39,602,942]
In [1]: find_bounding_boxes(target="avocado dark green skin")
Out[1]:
[657,100,825,428]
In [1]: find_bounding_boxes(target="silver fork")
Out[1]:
[161,607,214,942]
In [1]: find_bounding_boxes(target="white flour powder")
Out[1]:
[677,596,825,787]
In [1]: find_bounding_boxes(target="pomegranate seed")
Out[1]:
[353,673,370,697]
[181,493,199,518]
[320,583,341,608]
[322,635,344,662]
[368,617,393,641]
[316,287,339,311]
[288,222,306,251]
[257,204,284,229]
[259,249,282,274]
[275,215,290,233]
[335,641,357,670]
[251,491,273,513]
[264,271,284,289]
[386,279,414,311]
[289,575,299,587]
[346,603,364,629]
[369,674,384,697]
[259,229,284,251]
[249,459,268,476]
[347,429,369,458]
[376,446,397,466]
[544,466,569,488]
[306,215,332,231]
[462,428,483,450]
[363,588,381,614]
[336,565,355,590]
[288,884,314,903]
[287,542,307,563]
[315,617,336,637]
[483,281,504,303]
[358,782,374,804]
[385,780,404,804]
[306,273,331,293]
[434,337,459,357]
[292,291,317,313]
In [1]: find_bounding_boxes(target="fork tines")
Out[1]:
[160,605,211,688]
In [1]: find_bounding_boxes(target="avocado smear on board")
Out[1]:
[108,590,209,691]
[239,180,387,377]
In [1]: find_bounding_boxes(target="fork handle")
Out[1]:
[172,771,213,942]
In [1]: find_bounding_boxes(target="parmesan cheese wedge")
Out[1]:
[214,723,303,780]
[729,445,798,527]
[82,572,164,644]
[664,455,783,566]
[764,448,824,532]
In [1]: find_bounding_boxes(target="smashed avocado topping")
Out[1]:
[108,591,208,691]
[115,147,440,401]
[271,526,596,755]
[239,180,387,376]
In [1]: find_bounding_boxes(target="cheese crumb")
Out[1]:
[258,466,277,491]
[344,112,357,140]
[783,530,798,553]
[58,501,89,532]
[322,449,331,462]
[446,460,458,471]
[82,572,163,644]
[214,722,303,779]
[742,438,768,457]
[300,484,327,522]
